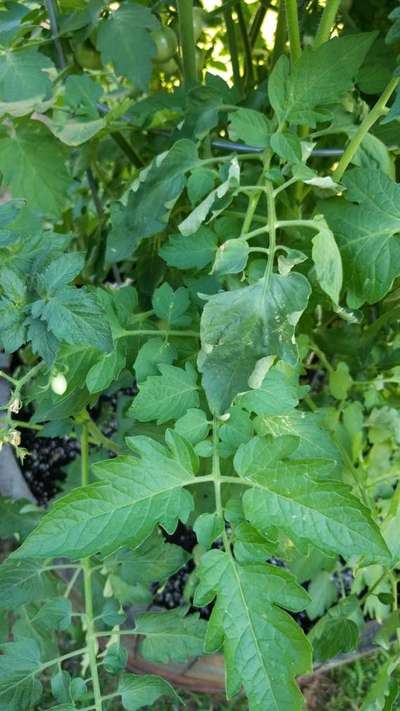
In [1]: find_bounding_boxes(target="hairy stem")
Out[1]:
[285,0,302,63]
[314,0,341,47]
[80,424,102,711]
[264,181,277,287]
[212,418,231,552]
[333,77,399,181]
[177,0,197,87]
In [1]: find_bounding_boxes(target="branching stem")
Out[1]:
[333,77,400,181]
[81,424,103,711]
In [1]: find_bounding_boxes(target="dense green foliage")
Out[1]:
[1,0,400,709]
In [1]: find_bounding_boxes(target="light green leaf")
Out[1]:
[130,363,199,424]
[199,273,310,415]
[0,638,43,710]
[86,350,125,393]
[13,436,195,559]
[187,168,216,205]
[329,362,353,400]
[0,559,57,610]
[174,408,210,444]
[268,55,290,125]
[235,437,390,563]
[107,140,198,262]
[233,522,278,563]
[0,123,72,218]
[96,3,158,90]
[118,673,180,711]
[110,530,189,587]
[31,287,112,353]
[103,644,128,675]
[305,571,338,621]
[284,33,377,126]
[160,226,217,270]
[311,216,343,304]
[219,406,254,456]
[361,658,399,711]
[0,3,31,47]
[31,598,72,632]
[152,283,191,326]
[228,108,271,148]
[0,49,54,117]
[133,337,177,384]
[254,410,341,469]
[211,239,249,276]
[43,116,106,147]
[271,131,302,163]
[238,361,302,416]
[194,550,311,711]
[64,74,102,118]
[38,253,84,295]
[179,159,240,236]
[135,609,207,664]
[323,167,400,307]
[194,512,224,548]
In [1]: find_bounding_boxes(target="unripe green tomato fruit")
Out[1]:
[151,27,178,63]
[50,373,68,396]
[192,7,206,41]
[75,44,102,70]
[160,57,178,76]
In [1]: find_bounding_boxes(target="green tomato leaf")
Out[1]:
[0,559,57,610]
[85,350,125,393]
[103,644,128,675]
[0,638,43,711]
[174,408,210,445]
[270,131,302,163]
[228,108,271,148]
[194,512,224,548]
[235,437,390,563]
[160,226,217,270]
[107,140,198,262]
[194,550,311,711]
[135,608,207,664]
[13,435,195,559]
[96,3,159,90]
[152,283,191,326]
[238,361,302,416]
[211,239,249,276]
[110,531,189,587]
[133,337,177,384]
[129,363,199,424]
[0,123,72,218]
[199,273,310,415]
[0,49,54,117]
[323,167,400,307]
[118,673,180,711]
[311,216,343,305]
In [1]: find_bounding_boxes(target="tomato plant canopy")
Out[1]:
[1,1,400,710]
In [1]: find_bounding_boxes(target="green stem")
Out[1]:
[64,567,82,598]
[177,0,197,87]
[236,1,254,85]
[249,0,270,48]
[264,181,277,287]
[314,0,341,47]
[271,1,287,65]
[212,418,231,553]
[0,370,17,385]
[223,0,242,91]
[285,0,302,63]
[333,77,400,181]
[81,424,102,711]
[276,218,318,230]
[6,420,42,431]
[86,416,123,455]
[117,328,200,339]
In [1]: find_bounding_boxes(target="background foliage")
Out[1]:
[1,0,400,709]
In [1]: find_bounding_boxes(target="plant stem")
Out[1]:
[271,1,287,65]
[249,0,270,48]
[314,0,341,47]
[212,418,231,553]
[177,0,197,87]
[80,424,102,711]
[264,181,276,287]
[333,77,400,181]
[117,328,200,339]
[285,0,302,63]
[223,0,242,91]
[236,1,253,86]
[86,415,123,455]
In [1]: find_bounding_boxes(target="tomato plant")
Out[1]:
[1,1,400,710]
